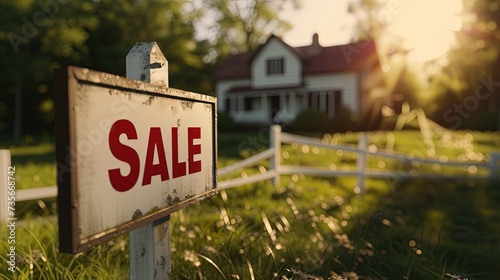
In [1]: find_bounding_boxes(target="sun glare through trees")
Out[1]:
[388,0,463,63]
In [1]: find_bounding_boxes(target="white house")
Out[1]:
[213,34,387,127]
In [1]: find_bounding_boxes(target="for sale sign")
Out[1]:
[55,66,217,253]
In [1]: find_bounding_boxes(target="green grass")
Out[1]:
[0,216,129,279]
[1,137,56,190]
[1,129,499,279]
[171,176,500,279]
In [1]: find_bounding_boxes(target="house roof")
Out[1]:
[212,34,379,80]
[212,52,253,80]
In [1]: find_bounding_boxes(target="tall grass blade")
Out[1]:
[261,211,276,242]
[197,253,228,280]
[246,259,255,280]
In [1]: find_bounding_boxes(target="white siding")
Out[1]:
[304,72,359,116]
[215,79,250,112]
[215,79,269,124]
[251,38,302,88]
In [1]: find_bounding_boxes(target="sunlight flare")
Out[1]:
[388,0,463,62]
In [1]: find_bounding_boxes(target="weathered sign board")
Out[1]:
[55,66,217,253]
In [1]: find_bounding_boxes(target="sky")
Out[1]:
[280,0,356,47]
[278,0,464,94]
[280,0,463,65]
[192,0,463,67]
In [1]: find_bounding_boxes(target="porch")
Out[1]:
[223,87,343,125]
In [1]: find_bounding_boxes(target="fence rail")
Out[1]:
[219,126,497,191]
[1,126,499,222]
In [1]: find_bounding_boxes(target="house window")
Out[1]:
[266,57,284,75]
[325,90,342,118]
[244,97,260,111]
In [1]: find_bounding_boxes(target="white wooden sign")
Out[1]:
[55,66,217,253]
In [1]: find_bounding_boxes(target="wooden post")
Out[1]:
[270,125,281,187]
[0,149,11,223]
[357,133,367,194]
[126,42,171,279]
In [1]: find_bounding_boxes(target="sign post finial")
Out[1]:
[126,42,169,87]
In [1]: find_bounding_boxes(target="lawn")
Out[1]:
[1,129,500,279]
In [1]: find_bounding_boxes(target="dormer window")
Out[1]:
[266,57,284,75]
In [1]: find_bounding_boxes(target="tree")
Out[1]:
[0,0,213,139]
[0,0,302,138]
[347,0,422,120]
[348,0,393,41]
[0,0,100,140]
[204,0,300,58]
[425,0,500,130]
[347,0,500,130]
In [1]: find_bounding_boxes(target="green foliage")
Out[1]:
[0,0,215,139]
[349,0,500,131]
[417,0,500,130]
[0,0,302,139]
[291,107,358,133]
[463,111,499,131]
[328,106,359,133]
[203,0,300,55]
[217,111,237,132]
[291,109,329,132]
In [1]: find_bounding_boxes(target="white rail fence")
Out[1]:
[219,125,500,191]
[2,125,500,222]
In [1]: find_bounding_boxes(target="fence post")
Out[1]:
[489,152,500,180]
[126,42,171,280]
[0,149,11,223]
[270,125,281,187]
[357,133,367,194]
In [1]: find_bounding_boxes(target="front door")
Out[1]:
[270,95,280,123]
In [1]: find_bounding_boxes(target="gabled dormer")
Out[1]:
[251,35,303,89]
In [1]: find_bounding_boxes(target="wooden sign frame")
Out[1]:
[55,66,217,253]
